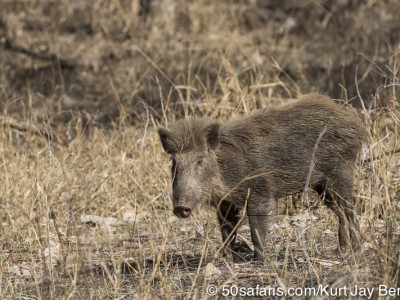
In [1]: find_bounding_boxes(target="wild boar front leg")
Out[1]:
[217,200,240,257]
[247,197,275,261]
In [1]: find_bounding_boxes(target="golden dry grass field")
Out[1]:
[0,0,399,299]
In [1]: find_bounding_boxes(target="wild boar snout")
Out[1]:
[173,206,192,218]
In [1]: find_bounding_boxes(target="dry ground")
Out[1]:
[0,0,400,299]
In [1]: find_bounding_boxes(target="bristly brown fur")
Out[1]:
[158,118,219,154]
[158,93,368,261]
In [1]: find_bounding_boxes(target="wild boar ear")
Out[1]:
[204,122,220,150]
[158,127,177,154]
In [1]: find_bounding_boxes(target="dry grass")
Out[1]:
[1,0,400,299]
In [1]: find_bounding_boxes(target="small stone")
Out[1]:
[204,263,221,280]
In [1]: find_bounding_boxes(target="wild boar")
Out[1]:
[158,93,367,261]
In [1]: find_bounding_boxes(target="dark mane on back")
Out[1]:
[219,109,272,152]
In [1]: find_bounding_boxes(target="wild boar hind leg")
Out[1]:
[217,200,241,257]
[314,177,360,252]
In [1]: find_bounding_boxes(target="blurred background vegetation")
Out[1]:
[1,0,399,128]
